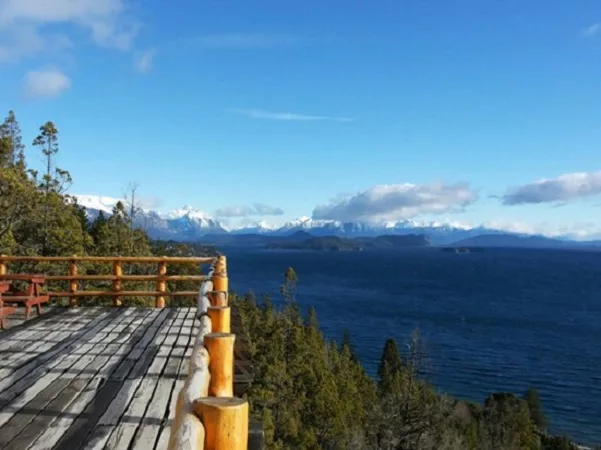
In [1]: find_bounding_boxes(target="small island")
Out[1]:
[267,233,431,251]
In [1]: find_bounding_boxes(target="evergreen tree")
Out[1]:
[280,266,297,303]
[32,121,73,255]
[378,338,403,394]
[33,121,71,194]
[0,112,38,254]
[525,387,548,430]
[480,393,540,450]
[90,211,108,243]
[341,329,359,363]
[0,111,25,168]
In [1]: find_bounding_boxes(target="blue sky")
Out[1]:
[1,0,600,237]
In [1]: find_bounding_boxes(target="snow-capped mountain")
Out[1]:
[272,216,484,243]
[72,194,600,245]
[72,195,120,214]
[71,195,496,243]
[73,195,227,240]
[230,220,278,235]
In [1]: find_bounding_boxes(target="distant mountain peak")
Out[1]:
[72,194,120,214]
[71,194,601,245]
[161,205,211,220]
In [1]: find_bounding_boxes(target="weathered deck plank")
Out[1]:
[129,308,196,450]
[0,308,100,374]
[17,309,156,450]
[0,305,251,450]
[0,309,132,430]
[101,308,190,450]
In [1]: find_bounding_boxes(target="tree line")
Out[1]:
[0,110,208,304]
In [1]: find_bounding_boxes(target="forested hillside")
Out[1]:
[0,110,211,305]
[233,270,588,450]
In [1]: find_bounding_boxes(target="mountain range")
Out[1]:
[73,195,601,248]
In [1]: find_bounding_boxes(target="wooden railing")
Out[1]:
[0,255,215,307]
[169,255,250,450]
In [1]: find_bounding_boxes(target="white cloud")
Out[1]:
[214,203,284,217]
[312,182,477,222]
[0,0,139,62]
[502,171,601,205]
[582,23,601,37]
[233,108,354,122]
[483,219,601,241]
[23,68,71,98]
[134,49,155,73]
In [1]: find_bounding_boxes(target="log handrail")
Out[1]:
[169,256,251,450]
[0,256,214,263]
[1,275,209,282]
[0,255,215,307]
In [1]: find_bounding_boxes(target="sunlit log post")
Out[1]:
[208,291,228,307]
[157,260,167,308]
[113,260,122,306]
[69,255,78,307]
[204,332,235,397]
[193,397,249,450]
[207,306,230,333]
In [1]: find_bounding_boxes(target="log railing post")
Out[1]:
[69,255,78,307]
[156,260,167,308]
[204,332,235,397]
[193,397,249,450]
[212,255,228,294]
[207,306,231,333]
[113,259,122,306]
[166,254,255,450]
[0,256,6,277]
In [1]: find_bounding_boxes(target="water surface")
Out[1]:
[224,247,601,445]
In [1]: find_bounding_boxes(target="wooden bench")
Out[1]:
[0,275,49,319]
[0,282,17,329]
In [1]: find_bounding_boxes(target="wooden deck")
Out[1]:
[0,307,206,450]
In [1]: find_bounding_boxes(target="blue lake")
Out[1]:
[222,247,601,445]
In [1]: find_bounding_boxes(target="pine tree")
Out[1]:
[33,121,71,194]
[341,329,359,363]
[378,338,403,394]
[0,111,38,254]
[280,267,297,303]
[32,121,73,255]
[0,111,25,168]
[525,387,548,430]
[481,393,540,450]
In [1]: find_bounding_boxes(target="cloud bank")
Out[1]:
[502,171,601,205]
[0,0,139,62]
[215,203,284,217]
[233,108,354,122]
[312,182,476,222]
[23,68,71,98]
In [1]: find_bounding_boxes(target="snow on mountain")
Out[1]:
[72,195,120,214]
[230,220,278,234]
[74,195,597,244]
[73,195,227,240]
[161,205,213,221]
[279,216,339,230]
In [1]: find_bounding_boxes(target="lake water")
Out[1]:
[222,247,601,445]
